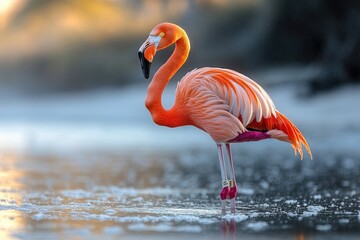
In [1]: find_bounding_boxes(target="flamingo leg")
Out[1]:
[217,143,229,215]
[225,143,237,213]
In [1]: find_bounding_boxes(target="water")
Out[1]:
[0,148,359,239]
[0,85,360,239]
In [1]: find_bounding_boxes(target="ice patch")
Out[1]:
[222,213,248,222]
[302,205,325,217]
[249,212,260,218]
[307,206,325,212]
[316,224,332,231]
[32,212,58,221]
[62,189,93,199]
[246,221,269,231]
[260,181,269,189]
[95,186,182,197]
[342,180,350,187]
[302,212,317,217]
[175,225,202,233]
[104,209,116,215]
[287,212,297,217]
[313,195,322,200]
[285,200,298,204]
[52,197,63,205]
[63,228,92,236]
[338,218,349,224]
[103,226,123,234]
[118,206,219,217]
[343,158,356,169]
[238,188,255,195]
[128,223,202,233]
[91,214,217,225]
[85,214,113,221]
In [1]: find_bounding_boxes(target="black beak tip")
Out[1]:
[138,50,151,79]
[138,51,142,61]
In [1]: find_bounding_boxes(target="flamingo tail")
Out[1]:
[248,111,313,160]
[268,112,312,159]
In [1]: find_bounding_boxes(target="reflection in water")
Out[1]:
[0,210,23,240]
[0,150,359,239]
[221,219,236,240]
[296,232,306,240]
[0,152,24,240]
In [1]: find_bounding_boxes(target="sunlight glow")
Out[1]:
[0,153,24,240]
[0,0,23,30]
[0,0,15,14]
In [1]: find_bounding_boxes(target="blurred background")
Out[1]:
[0,0,358,93]
[0,0,359,153]
[0,1,360,238]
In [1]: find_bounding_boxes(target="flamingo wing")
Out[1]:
[176,67,276,141]
[175,67,312,159]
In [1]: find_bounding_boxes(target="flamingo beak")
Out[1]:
[138,50,151,79]
[138,35,161,79]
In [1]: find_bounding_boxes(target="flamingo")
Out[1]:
[138,22,312,214]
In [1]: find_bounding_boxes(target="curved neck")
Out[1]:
[145,34,190,127]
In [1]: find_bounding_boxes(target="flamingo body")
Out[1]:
[138,22,312,214]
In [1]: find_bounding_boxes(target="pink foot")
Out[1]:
[220,186,230,200]
[228,185,237,199]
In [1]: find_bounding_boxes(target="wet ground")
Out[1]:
[0,85,360,239]
[1,147,359,239]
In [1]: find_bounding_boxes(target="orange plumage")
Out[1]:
[138,22,312,214]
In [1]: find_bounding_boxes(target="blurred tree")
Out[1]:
[0,0,358,93]
[261,0,360,93]
[0,0,188,92]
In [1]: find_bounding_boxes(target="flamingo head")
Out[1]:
[138,22,183,79]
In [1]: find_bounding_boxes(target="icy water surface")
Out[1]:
[0,148,359,239]
[0,85,360,239]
